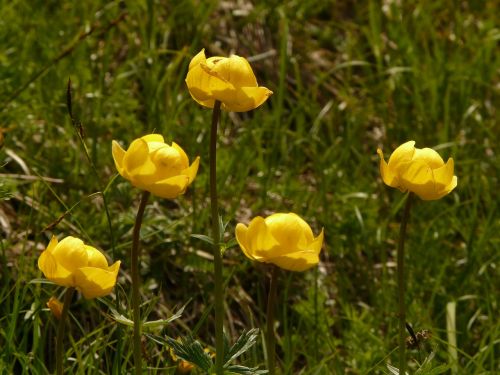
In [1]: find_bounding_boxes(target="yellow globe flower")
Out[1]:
[377,140,457,200]
[38,236,121,299]
[112,134,200,199]
[185,49,273,112]
[235,213,324,272]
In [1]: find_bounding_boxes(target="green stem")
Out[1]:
[397,193,413,375]
[55,287,75,375]
[131,191,150,375]
[266,265,279,375]
[210,100,224,375]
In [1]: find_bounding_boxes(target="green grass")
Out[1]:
[1,0,499,373]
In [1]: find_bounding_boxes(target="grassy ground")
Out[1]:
[0,0,499,373]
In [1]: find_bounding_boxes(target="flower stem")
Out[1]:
[397,193,413,375]
[55,287,75,375]
[131,190,150,375]
[266,265,279,375]
[210,100,224,375]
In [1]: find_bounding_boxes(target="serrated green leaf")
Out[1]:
[224,328,260,365]
[166,336,213,372]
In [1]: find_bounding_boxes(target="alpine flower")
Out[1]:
[112,134,199,199]
[38,236,121,299]
[185,49,273,112]
[377,140,457,200]
[235,213,324,272]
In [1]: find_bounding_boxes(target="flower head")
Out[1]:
[112,134,199,199]
[185,49,273,112]
[38,236,121,299]
[235,213,324,272]
[377,141,457,200]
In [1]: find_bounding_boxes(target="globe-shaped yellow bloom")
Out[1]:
[38,236,121,299]
[185,49,273,112]
[235,213,324,272]
[112,134,199,199]
[377,140,457,200]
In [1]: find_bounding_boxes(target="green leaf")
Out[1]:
[111,302,187,329]
[111,312,134,327]
[143,301,187,328]
[165,336,213,372]
[191,233,214,245]
[225,364,268,374]
[224,328,260,365]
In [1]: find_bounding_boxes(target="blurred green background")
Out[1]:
[0,0,498,373]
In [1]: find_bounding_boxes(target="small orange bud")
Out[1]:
[47,297,63,319]
[176,360,194,374]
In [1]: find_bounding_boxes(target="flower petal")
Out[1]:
[429,159,457,200]
[413,147,444,168]
[209,55,258,87]
[123,138,160,185]
[171,142,189,169]
[50,236,88,273]
[444,175,458,195]
[247,216,279,256]
[38,250,74,286]
[265,213,312,252]
[112,140,126,176]
[181,156,200,185]
[186,62,233,108]
[433,158,455,187]
[188,49,206,70]
[235,223,256,261]
[215,86,272,112]
[141,134,164,143]
[310,228,324,255]
[148,175,190,199]
[45,235,59,255]
[400,159,437,199]
[123,138,152,174]
[388,141,415,170]
[269,251,320,272]
[85,245,109,269]
[377,148,399,188]
[74,261,121,299]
